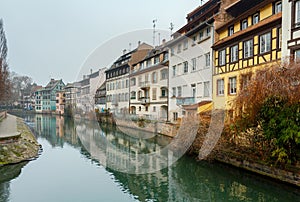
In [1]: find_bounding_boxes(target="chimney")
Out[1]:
[162,39,166,44]
[123,49,127,55]
[90,69,93,75]
[138,41,141,46]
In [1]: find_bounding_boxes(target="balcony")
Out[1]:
[139,81,150,90]
[139,97,150,105]
[176,97,196,106]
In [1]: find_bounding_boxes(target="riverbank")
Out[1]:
[188,112,300,188]
[0,114,40,166]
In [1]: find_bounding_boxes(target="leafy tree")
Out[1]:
[258,96,300,164]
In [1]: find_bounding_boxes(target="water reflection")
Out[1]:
[1,114,299,202]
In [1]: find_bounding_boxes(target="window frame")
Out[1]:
[230,44,239,63]
[218,49,226,66]
[252,12,259,25]
[243,39,254,59]
[259,32,271,54]
[217,79,224,96]
[229,77,237,95]
[228,25,234,36]
[241,19,248,30]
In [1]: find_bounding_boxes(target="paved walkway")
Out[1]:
[0,114,19,139]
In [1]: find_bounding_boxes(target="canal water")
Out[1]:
[0,114,299,202]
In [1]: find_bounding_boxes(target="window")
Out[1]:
[252,13,259,25]
[230,45,239,62]
[172,87,176,97]
[229,77,237,95]
[154,56,160,64]
[260,32,271,54]
[206,27,211,36]
[131,78,136,86]
[243,39,253,58]
[152,88,157,100]
[241,19,248,30]
[163,52,168,61]
[153,106,156,112]
[217,79,224,96]
[192,36,197,45]
[126,79,129,88]
[199,31,204,41]
[228,26,234,36]
[219,49,226,66]
[161,69,168,80]
[172,66,176,76]
[192,58,196,71]
[146,60,152,67]
[139,106,141,111]
[183,40,188,50]
[274,1,282,14]
[177,44,182,53]
[203,81,210,97]
[295,49,300,62]
[173,112,178,121]
[278,27,282,49]
[296,1,300,27]
[177,86,182,97]
[171,47,175,56]
[205,53,210,67]
[152,72,157,83]
[183,61,188,73]
[191,84,196,97]
[161,88,167,97]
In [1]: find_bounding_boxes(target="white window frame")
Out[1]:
[243,39,253,58]
[229,77,237,95]
[183,61,188,73]
[217,79,224,96]
[192,58,196,71]
[260,32,271,54]
[296,1,300,27]
[219,49,226,66]
[230,45,239,62]
[252,13,259,25]
[274,1,282,14]
[205,52,211,67]
[241,19,248,30]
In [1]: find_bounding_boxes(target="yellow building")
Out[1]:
[212,0,282,115]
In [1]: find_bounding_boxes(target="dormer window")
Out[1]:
[241,19,248,30]
[274,1,282,14]
[228,26,234,36]
[252,13,259,25]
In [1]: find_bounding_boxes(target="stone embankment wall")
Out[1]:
[0,118,40,166]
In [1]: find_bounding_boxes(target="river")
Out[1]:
[0,114,299,202]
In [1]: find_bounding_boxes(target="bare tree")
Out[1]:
[0,19,10,104]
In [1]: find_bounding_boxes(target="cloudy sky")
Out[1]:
[1,0,202,85]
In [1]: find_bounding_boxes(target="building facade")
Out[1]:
[168,0,220,122]
[129,45,169,121]
[56,91,66,115]
[106,43,153,114]
[212,0,282,114]
[35,79,65,113]
[282,0,300,61]
[95,82,106,111]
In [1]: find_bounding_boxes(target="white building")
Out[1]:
[282,0,300,61]
[106,43,153,114]
[129,45,169,121]
[77,68,106,114]
[168,0,218,122]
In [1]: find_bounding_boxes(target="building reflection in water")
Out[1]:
[21,115,300,202]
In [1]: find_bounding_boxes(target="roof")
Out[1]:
[45,79,64,90]
[173,0,220,37]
